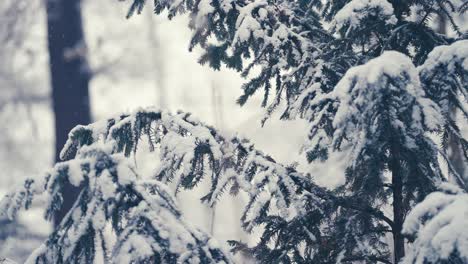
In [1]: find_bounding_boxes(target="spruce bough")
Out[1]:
[1,0,467,263]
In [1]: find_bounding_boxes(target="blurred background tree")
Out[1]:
[0,0,306,262]
[0,0,51,260]
[46,0,91,226]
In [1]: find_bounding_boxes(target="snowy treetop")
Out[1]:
[419,39,468,116]
[333,50,443,139]
[122,1,467,168]
[333,0,397,35]
[123,3,467,199]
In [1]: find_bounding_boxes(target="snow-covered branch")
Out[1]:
[403,183,468,264]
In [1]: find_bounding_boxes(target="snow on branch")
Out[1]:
[418,39,468,176]
[126,0,333,119]
[60,108,317,229]
[58,108,351,262]
[419,39,468,117]
[330,51,443,168]
[402,183,468,264]
[333,0,397,36]
[1,141,231,263]
[1,107,330,262]
[112,181,230,263]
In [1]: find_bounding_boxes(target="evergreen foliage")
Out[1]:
[122,0,467,262]
[1,109,329,263]
[317,51,444,263]
[418,40,468,186]
[1,110,235,263]
[402,183,468,264]
[0,0,467,263]
[118,0,467,262]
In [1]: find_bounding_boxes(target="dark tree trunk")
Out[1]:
[391,143,405,263]
[46,0,91,226]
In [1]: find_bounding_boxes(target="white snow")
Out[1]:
[97,170,117,200]
[334,0,397,33]
[234,1,268,44]
[418,39,468,116]
[333,51,442,156]
[403,184,468,263]
[116,161,135,185]
[67,160,84,187]
[419,40,468,74]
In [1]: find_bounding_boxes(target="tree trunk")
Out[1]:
[46,0,91,226]
[391,143,405,263]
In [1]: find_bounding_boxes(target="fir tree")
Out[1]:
[1,0,467,263]
[322,51,443,263]
[1,110,240,263]
[1,109,327,263]
[121,0,467,262]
